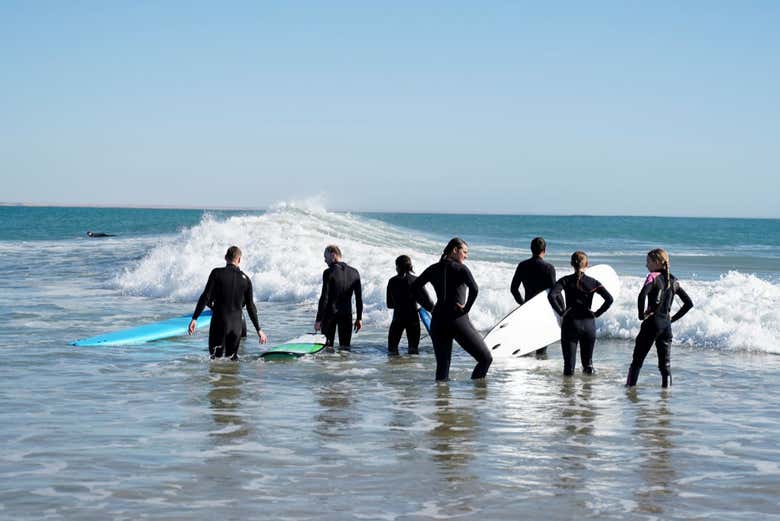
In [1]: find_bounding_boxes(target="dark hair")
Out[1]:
[225,246,242,262]
[570,251,588,288]
[441,237,468,262]
[395,255,413,275]
[531,237,546,256]
[648,248,671,289]
[324,244,342,258]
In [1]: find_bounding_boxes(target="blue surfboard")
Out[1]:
[71,310,212,347]
[419,308,431,334]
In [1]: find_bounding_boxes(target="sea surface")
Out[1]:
[1,204,779,520]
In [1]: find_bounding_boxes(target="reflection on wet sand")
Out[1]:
[429,383,488,485]
[629,391,676,515]
[314,380,357,440]
[208,362,251,440]
[553,377,597,494]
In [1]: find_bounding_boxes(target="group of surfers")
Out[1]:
[188,237,693,388]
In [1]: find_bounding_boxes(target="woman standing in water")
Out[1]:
[548,251,614,376]
[626,248,694,388]
[386,255,434,355]
[412,238,492,381]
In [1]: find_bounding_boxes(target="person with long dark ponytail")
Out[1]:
[411,238,492,381]
[548,251,614,376]
[626,248,694,388]
[386,255,434,355]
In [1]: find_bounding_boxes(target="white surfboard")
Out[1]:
[483,264,621,359]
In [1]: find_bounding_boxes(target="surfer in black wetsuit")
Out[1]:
[626,248,693,388]
[548,251,613,376]
[386,255,434,355]
[189,246,267,359]
[412,238,492,381]
[86,231,115,238]
[510,236,557,355]
[314,245,363,349]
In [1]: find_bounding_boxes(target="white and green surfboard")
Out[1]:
[260,333,328,360]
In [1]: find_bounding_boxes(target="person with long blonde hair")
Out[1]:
[625,248,694,388]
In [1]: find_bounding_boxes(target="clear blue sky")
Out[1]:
[1,1,778,217]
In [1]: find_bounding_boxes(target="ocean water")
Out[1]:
[1,204,779,520]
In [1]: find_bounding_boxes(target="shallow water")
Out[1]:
[2,330,780,520]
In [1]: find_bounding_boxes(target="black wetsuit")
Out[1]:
[412,260,492,381]
[548,273,613,375]
[87,232,115,238]
[510,256,556,354]
[316,262,363,348]
[626,272,693,387]
[192,264,260,359]
[386,273,434,355]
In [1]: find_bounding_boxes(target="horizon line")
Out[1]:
[1,201,777,221]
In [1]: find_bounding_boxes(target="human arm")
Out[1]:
[314,269,329,331]
[243,279,266,344]
[671,284,694,323]
[547,279,566,317]
[637,278,653,320]
[510,264,524,305]
[415,284,435,312]
[354,274,363,332]
[461,266,479,314]
[189,270,216,334]
[593,284,613,317]
[386,279,394,309]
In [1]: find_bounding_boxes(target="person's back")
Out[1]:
[386,255,433,355]
[510,237,556,355]
[189,246,266,359]
[511,256,556,303]
[387,272,422,322]
[319,261,362,318]
[206,265,255,318]
[315,245,363,348]
[510,237,556,305]
[549,273,606,319]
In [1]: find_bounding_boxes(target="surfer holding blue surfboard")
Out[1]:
[189,246,267,360]
[548,251,614,376]
[412,238,492,381]
[386,255,434,355]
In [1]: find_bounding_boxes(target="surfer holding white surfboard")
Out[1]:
[510,237,557,355]
[548,251,614,376]
[412,238,492,381]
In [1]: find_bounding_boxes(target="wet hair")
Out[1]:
[531,237,546,256]
[395,255,413,275]
[225,245,242,262]
[324,244,342,258]
[648,248,671,288]
[441,237,468,262]
[570,251,588,288]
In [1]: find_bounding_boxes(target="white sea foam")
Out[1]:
[117,203,780,353]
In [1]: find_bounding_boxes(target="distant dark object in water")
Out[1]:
[86,231,115,238]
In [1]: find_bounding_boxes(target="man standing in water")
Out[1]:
[315,245,363,349]
[510,237,557,355]
[189,246,267,359]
